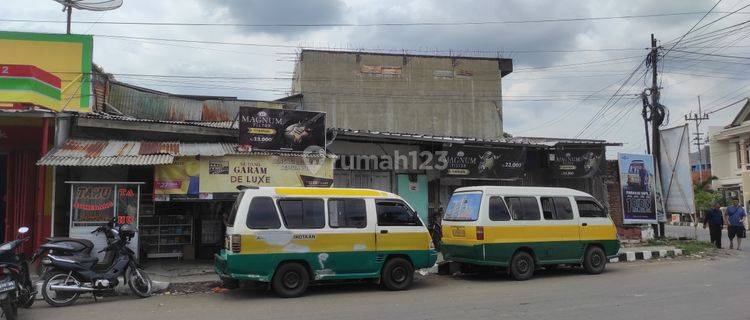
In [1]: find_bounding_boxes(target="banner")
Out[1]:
[0,31,93,112]
[442,146,526,179]
[659,125,696,214]
[155,155,334,194]
[71,184,115,227]
[239,107,326,152]
[553,147,605,178]
[618,153,658,224]
[154,158,201,195]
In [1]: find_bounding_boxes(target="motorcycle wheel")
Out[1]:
[42,272,81,307]
[16,279,34,309]
[0,296,17,320]
[127,268,152,298]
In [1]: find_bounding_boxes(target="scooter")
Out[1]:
[0,227,36,320]
[32,220,119,277]
[39,223,152,307]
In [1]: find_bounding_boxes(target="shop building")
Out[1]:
[710,98,750,202]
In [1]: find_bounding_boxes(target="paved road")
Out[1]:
[23,251,749,320]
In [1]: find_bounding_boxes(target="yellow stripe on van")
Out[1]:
[239,232,430,254]
[275,187,389,197]
[442,224,617,246]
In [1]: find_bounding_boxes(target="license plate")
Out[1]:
[452,227,466,237]
[0,280,16,293]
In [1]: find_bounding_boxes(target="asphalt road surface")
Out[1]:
[23,250,749,320]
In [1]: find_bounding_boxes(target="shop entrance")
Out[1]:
[143,200,230,260]
[0,154,6,241]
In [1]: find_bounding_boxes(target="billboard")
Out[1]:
[552,147,605,178]
[0,31,93,112]
[442,145,526,180]
[155,155,334,195]
[238,107,326,152]
[618,153,658,224]
[0,64,61,109]
[659,125,696,214]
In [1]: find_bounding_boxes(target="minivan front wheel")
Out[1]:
[272,263,310,298]
[509,251,535,281]
[583,246,607,274]
[381,257,414,291]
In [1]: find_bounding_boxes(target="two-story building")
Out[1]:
[710,98,750,202]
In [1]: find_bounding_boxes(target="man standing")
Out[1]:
[703,202,724,248]
[726,198,746,250]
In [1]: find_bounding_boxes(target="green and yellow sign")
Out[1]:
[0,31,93,112]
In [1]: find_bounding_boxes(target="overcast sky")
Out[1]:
[3,0,749,157]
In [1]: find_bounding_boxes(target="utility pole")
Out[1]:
[685,96,710,184]
[66,5,72,34]
[646,34,667,238]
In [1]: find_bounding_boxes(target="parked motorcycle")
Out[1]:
[0,227,36,320]
[39,223,152,307]
[32,220,118,276]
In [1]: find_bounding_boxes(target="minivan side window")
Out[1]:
[376,201,422,226]
[577,199,607,218]
[489,196,511,221]
[278,199,325,229]
[328,198,367,228]
[540,197,574,220]
[506,197,541,221]
[246,197,281,229]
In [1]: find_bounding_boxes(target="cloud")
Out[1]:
[208,0,347,38]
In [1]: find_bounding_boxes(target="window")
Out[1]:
[577,198,607,218]
[328,199,367,228]
[506,197,541,221]
[540,197,574,220]
[246,197,281,229]
[278,199,325,229]
[489,196,511,221]
[444,192,483,221]
[226,192,243,227]
[376,201,422,226]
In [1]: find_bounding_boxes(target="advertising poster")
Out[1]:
[238,107,325,152]
[553,147,605,178]
[154,158,201,195]
[71,184,115,227]
[442,145,526,180]
[199,155,334,192]
[618,153,658,224]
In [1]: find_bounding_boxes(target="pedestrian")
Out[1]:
[703,202,724,248]
[726,198,746,250]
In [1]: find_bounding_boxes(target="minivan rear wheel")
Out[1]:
[272,263,309,298]
[509,251,535,281]
[583,246,606,274]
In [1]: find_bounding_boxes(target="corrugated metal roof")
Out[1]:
[38,139,331,166]
[332,128,620,147]
[78,113,239,130]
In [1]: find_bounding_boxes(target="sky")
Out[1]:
[2,0,749,157]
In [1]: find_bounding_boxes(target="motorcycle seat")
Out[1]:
[45,237,95,249]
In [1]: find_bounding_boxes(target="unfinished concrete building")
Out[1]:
[289,50,513,139]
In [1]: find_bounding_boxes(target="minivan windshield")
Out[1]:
[444,192,483,221]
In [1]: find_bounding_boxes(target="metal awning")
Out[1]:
[38,138,333,167]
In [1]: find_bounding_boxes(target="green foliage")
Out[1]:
[692,176,726,214]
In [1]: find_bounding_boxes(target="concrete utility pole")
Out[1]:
[645,34,667,238]
[685,96,710,184]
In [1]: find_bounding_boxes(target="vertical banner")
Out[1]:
[659,125,696,214]
[618,153,658,224]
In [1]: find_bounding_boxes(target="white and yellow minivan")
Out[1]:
[215,187,438,297]
[441,186,619,280]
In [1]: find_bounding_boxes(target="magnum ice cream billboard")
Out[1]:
[442,145,526,179]
[239,107,326,152]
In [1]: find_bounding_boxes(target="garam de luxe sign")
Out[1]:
[239,106,326,152]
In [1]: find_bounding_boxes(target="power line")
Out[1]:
[705,97,748,114]
[2,11,743,28]
[662,0,724,58]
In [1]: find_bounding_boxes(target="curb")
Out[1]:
[609,248,683,263]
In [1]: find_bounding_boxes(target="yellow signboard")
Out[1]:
[0,31,93,112]
[155,155,334,195]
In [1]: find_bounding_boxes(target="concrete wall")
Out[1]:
[709,126,741,189]
[293,50,510,139]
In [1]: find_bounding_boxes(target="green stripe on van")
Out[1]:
[442,240,619,267]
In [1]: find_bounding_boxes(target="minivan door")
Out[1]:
[575,197,613,254]
[374,200,428,266]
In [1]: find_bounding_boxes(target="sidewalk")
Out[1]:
[143,260,218,284]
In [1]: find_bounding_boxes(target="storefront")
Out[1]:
[39,139,335,260]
